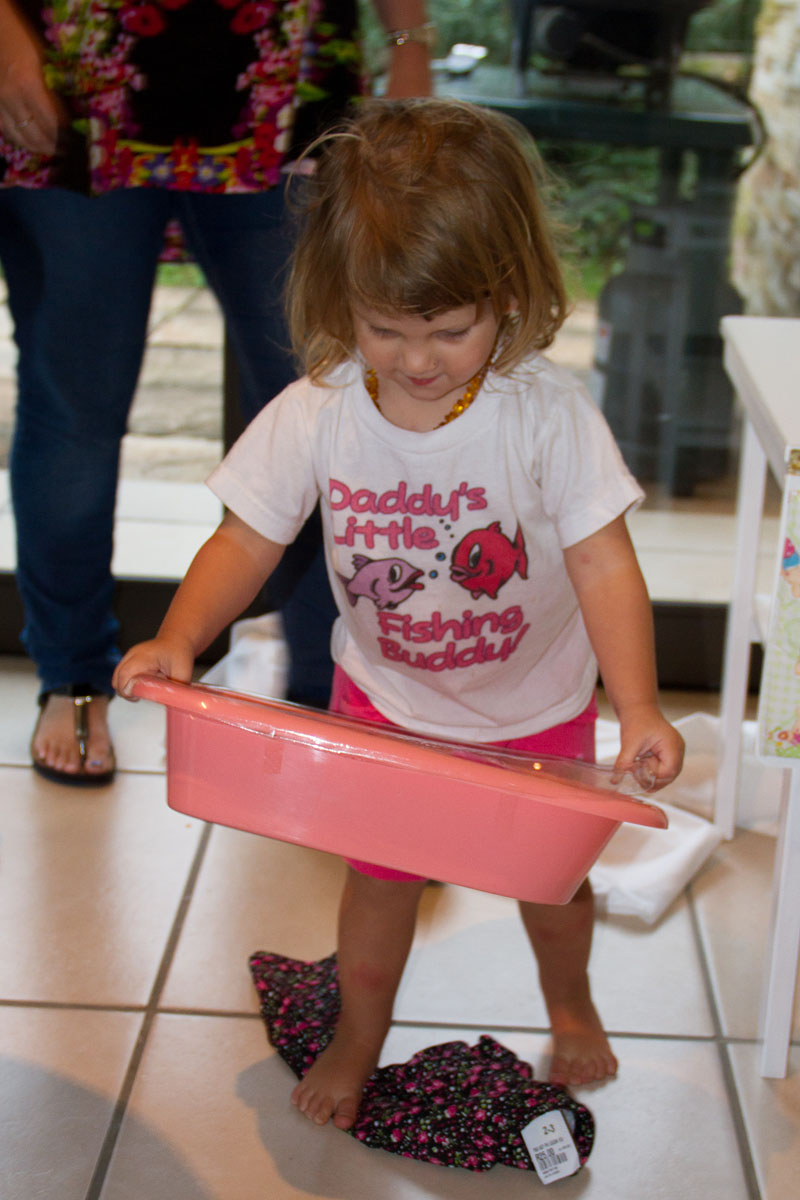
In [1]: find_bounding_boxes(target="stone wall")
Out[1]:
[733,0,800,314]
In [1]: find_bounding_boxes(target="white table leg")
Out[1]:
[716,419,768,839]
[759,767,800,1077]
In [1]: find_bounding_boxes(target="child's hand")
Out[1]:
[112,634,196,700]
[613,707,685,792]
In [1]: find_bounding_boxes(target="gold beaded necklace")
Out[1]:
[364,363,488,428]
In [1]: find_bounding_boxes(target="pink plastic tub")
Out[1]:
[131,675,667,904]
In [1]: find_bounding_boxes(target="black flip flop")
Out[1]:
[31,686,116,787]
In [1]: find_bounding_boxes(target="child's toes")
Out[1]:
[548,1055,568,1087]
[310,1097,334,1125]
[332,1095,360,1130]
[291,1083,332,1125]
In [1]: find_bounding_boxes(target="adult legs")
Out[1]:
[0,187,168,772]
[178,191,338,706]
[519,879,618,1086]
[291,866,427,1129]
[175,190,296,414]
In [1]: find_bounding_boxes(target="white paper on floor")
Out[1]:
[203,621,783,925]
[590,712,783,923]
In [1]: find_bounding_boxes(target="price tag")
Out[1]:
[521,1109,581,1184]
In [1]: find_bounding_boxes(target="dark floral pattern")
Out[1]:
[1,0,363,194]
[249,950,595,1175]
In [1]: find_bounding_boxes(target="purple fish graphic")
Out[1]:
[450,521,528,600]
[340,555,425,610]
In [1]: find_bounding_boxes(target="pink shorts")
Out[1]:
[329,667,598,882]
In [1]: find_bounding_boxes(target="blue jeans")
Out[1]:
[0,186,336,700]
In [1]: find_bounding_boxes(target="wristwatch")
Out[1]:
[385,21,437,51]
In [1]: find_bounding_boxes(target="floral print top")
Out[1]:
[0,0,363,194]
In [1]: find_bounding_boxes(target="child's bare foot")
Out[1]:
[290,1032,379,1130]
[547,996,618,1088]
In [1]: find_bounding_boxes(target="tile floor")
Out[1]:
[0,653,798,1199]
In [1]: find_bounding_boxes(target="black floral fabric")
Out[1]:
[249,950,595,1175]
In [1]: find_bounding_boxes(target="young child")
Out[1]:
[114,98,684,1131]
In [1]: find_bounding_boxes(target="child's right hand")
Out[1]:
[112,633,196,700]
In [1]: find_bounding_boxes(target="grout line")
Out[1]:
[0,985,770,1046]
[0,998,147,1014]
[146,1009,724,1039]
[83,821,213,1200]
[0,990,766,1051]
[686,883,763,1200]
[389,1019,722,1043]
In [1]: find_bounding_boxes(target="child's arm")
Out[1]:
[112,512,286,697]
[563,514,684,791]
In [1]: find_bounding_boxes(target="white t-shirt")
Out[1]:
[208,354,643,740]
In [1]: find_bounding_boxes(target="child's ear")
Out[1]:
[505,296,519,316]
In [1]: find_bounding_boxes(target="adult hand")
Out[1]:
[0,0,62,155]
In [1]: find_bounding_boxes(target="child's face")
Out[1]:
[352,302,501,428]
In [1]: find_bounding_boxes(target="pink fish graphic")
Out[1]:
[450,521,528,599]
[341,555,425,610]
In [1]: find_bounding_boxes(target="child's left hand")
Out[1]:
[613,708,685,792]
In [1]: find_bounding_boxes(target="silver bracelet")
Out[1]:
[385,21,437,51]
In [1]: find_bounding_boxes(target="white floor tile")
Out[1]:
[160,830,343,1012]
[111,689,170,773]
[382,1027,750,1200]
[103,1015,751,1200]
[394,886,715,1038]
[163,826,714,1039]
[0,508,14,570]
[107,1014,518,1200]
[0,342,17,376]
[0,767,204,1006]
[0,1007,143,1200]
[692,831,800,1042]
[0,655,37,765]
[116,478,222,525]
[111,517,217,579]
[728,1041,800,1200]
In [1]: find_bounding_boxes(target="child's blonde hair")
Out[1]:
[287,98,568,381]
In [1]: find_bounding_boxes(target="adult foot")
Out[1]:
[31,692,115,783]
[547,996,618,1088]
[290,1034,379,1130]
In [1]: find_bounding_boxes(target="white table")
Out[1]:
[717,315,800,1077]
